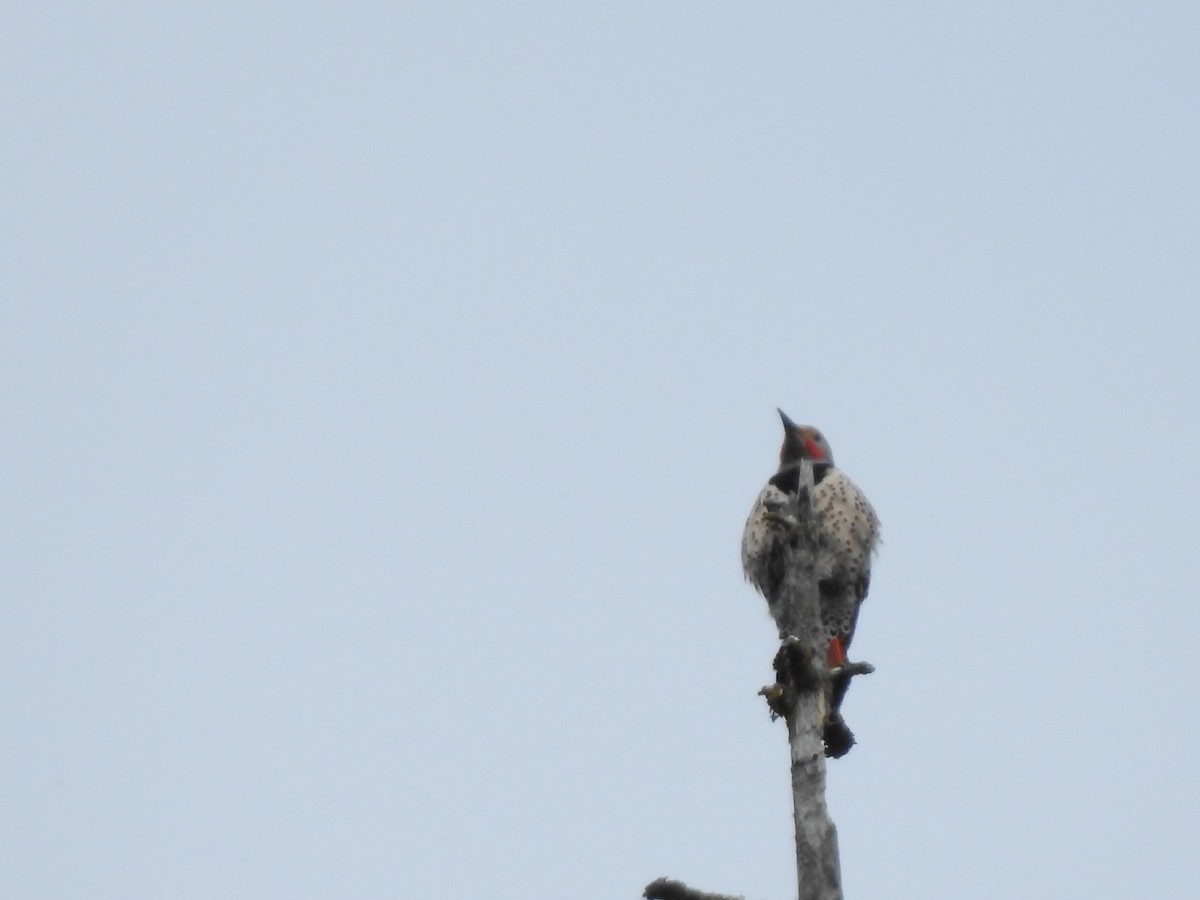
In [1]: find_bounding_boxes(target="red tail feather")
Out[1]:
[826,636,846,668]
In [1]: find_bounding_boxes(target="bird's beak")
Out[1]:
[777,408,799,431]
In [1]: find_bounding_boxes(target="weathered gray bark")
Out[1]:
[771,459,844,900]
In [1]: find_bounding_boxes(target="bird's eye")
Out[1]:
[812,431,823,442]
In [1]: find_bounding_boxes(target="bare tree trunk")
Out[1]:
[646,459,864,900]
[776,459,844,900]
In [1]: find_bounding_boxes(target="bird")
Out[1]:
[742,409,880,756]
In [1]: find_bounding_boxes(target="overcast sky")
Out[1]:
[4,3,1199,898]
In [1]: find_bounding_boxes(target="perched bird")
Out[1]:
[742,410,880,756]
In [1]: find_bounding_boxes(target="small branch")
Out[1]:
[830,661,874,679]
[642,877,744,900]
[758,682,788,719]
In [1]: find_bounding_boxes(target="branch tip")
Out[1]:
[643,877,745,900]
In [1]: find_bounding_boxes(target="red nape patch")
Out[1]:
[804,437,825,459]
[826,637,846,667]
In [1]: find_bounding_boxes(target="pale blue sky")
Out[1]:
[4,4,1199,898]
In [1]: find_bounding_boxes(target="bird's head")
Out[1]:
[777,409,835,467]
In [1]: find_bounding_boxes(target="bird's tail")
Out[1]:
[823,712,855,759]
[824,632,857,758]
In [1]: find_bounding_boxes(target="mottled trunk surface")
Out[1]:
[777,459,843,900]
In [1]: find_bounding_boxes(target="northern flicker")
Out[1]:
[742,409,880,757]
